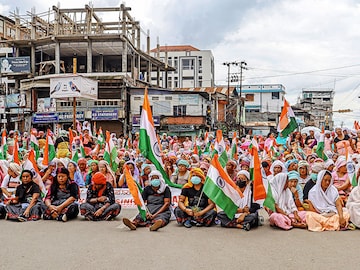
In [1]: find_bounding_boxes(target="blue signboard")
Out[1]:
[0,57,31,74]
[32,113,58,124]
[132,115,160,126]
[58,111,85,122]
[92,109,118,121]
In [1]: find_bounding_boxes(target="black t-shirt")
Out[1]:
[303,180,316,201]
[142,186,171,202]
[15,182,41,203]
[334,135,350,144]
[181,186,209,208]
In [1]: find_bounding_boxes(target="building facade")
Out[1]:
[297,88,334,129]
[150,45,215,89]
[0,5,169,134]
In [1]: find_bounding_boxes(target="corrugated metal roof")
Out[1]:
[150,45,200,52]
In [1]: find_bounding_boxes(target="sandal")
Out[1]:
[348,223,356,231]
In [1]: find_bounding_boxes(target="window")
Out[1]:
[165,96,172,101]
[173,105,186,116]
[134,97,141,100]
[140,105,153,114]
[182,59,194,70]
[152,96,159,101]
[272,92,280,99]
[245,94,254,101]
[174,59,178,73]
[199,76,203,87]
[198,58,202,73]
[0,20,3,33]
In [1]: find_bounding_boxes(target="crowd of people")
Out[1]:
[1,124,360,233]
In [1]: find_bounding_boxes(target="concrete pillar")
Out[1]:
[31,46,36,76]
[147,61,151,83]
[87,39,92,73]
[55,42,60,74]
[131,51,136,80]
[122,42,127,73]
[98,54,104,72]
[157,67,160,87]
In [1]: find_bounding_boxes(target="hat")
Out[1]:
[285,159,298,169]
[9,162,21,176]
[177,159,190,168]
[324,159,334,169]
[287,171,300,180]
[92,172,106,185]
[237,170,250,180]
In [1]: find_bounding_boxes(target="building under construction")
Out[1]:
[0,4,170,133]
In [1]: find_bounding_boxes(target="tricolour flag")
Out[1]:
[30,131,40,160]
[263,182,276,212]
[277,98,298,137]
[97,127,105,148]
[42,129,56,166]
[13,135,20,165]
[346,146,357,187]
[249,138,266,201]
[316,128,328,161]
[23,149,47,197]
[214,129,228,167]
[203,153,244,219]
[124,164,146,221]
[104,131,118,172]
[139,87,181,188]
[0,130,7,160]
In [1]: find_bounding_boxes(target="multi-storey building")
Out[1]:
[297,88,334,129]
[0,5,169,134]
[150,45,214,88]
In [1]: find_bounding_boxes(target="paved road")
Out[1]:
[1,209,359,270]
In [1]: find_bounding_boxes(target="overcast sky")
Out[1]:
[1,0,360,127]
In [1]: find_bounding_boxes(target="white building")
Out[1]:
[150,45,214,88]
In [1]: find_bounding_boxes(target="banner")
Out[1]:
[91,109,118,121]
[79,187,181,208]
[50,75,98,100]
[6,93,26,108]
[0,57,30,73]
[37,98,56,112]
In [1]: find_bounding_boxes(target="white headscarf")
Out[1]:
[149,170,166,194]
[269,173,297,215]
[270,160,286,175]
[347,185,360,227]
[308,170,339,214]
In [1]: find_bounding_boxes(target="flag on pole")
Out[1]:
[214,130,228,167]
[249,138,266,201]
[230,132,238,160]
[277,99,298,137]
[203,153,244,219]
[0,130,7,160]
[30,131,40,160]
[124,164,146,221]
[97,127,105,148]
[79,135,86,158]
[316,128,328,161]
[23,149,47,197]
[139,87,182,188]
[104,130,118,172]
[13,135,20,165]
[42,129,56,166]
[204,131,210,153]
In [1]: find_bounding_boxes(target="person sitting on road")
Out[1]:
[268,173,307,230]
[80,172,121,221]
[306,170,351,231]
[174,174,216,228]
[43,168,79,222]
[5,170,44,221]
[98,160,116,187]
[217,170,262,231]
[123,170,172,232]
[85,160,99,186]
[1,162,21,199]
[171,159,190,186]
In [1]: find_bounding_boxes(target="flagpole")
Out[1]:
[73,54,77,131]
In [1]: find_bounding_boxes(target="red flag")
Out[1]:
[13,135,20,165]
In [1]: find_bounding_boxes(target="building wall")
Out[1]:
[150,49,214,88]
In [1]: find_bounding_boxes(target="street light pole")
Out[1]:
[238,61,247,135]
[223,61,239,133]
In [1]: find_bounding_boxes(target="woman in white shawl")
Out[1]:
[347,185,360,228]
[268,160,286,182]
[217,170,262,231]
[306,170,350,231]
[122,170,172,231]
[268,173,307,230]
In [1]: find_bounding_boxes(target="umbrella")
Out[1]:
[301,126,321,135]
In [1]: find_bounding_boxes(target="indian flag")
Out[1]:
[346,148,357,187]
[124,164,146,221]
[23,149,47,197]
[204,131,210,153]
[0,130,7,160]
[277,98,298,138]
[97,127,105,148]
[230,132,238,160]
[13,135,20,165]
[79,135,86,158]
[203,153,244,219]
[249,138,266,201]
[263,182,276,212]
[315,129,328,161]
[104,130,118,172]
[139,87,181,188]
[30,131,40,160]
[42,129,56,166]
[214,129,228,167]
